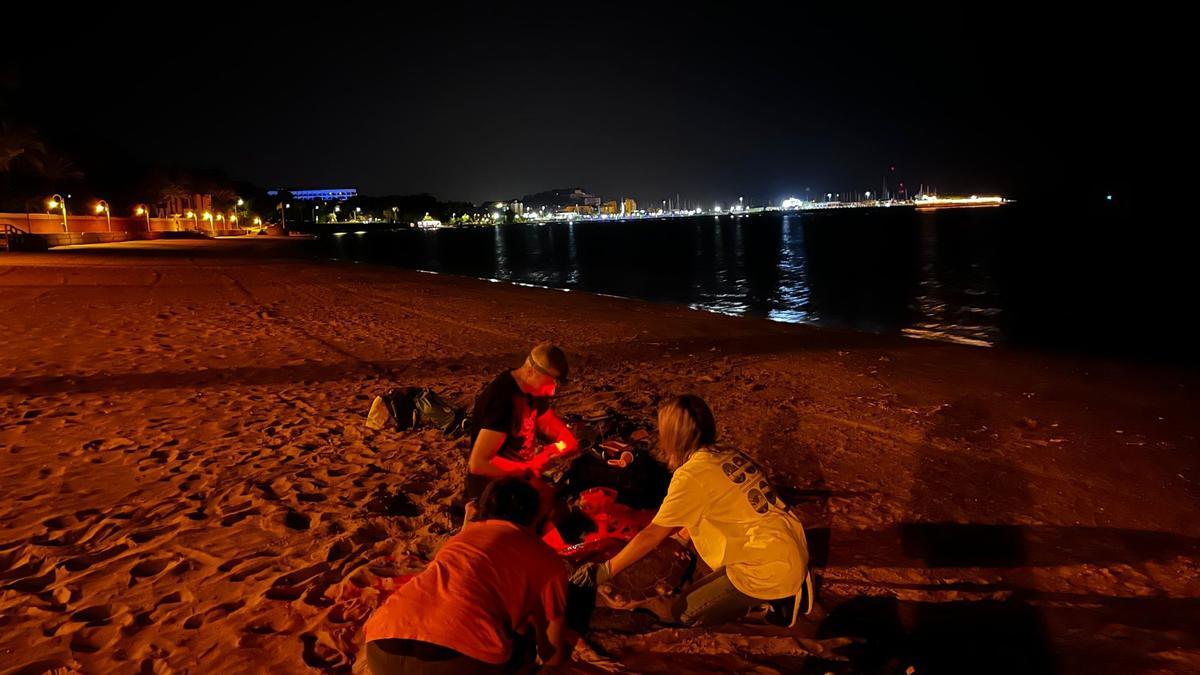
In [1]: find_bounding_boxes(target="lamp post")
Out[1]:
[216,213,225,232]
[94,200,112,231]
[134,205,151,232]
[47,194,69,232]
[185,211,198,231]
[202,211,214,233]
[313,204,320,225]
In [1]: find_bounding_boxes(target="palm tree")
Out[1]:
[210,187,238,210]
[32,153,84,182]
[0,122,45,173]
[157,181,191,203]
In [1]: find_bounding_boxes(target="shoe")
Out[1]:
[766,572,814,628]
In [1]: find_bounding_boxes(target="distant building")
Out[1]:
[622,198,637,214]
[601,200,619,215]
[268,188,358,202]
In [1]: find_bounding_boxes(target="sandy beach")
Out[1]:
[1,238,1196,674]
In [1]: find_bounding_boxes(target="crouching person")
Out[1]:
[575,395,812,628]
[364,478,570,673]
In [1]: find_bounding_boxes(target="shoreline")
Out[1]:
[1,239,1197,673]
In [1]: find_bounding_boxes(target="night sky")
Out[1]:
[1,4,1169,205]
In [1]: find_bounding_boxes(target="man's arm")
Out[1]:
[530,409,579,471]
[539,617,568,666]
[468,429,530,478]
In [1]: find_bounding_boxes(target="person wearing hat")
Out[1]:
[463,342,578,521]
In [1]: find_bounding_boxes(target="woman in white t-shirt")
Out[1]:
[576,395,812,627]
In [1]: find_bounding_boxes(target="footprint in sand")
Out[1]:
[128,525,177,544]
[185,599,247,629]
[63,543,130,572]
[220,508,261,527]
[70,603,122,625]
[283,508,311,531]
[70,624,121,654]
[217,550,277,574]
[265,562,332,602]
[228,560,275,584]
[129,557,173,581]
[300,632,351,670]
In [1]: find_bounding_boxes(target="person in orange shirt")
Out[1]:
[363,477,570,674]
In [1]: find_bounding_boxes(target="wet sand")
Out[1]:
[0,238,1197,674]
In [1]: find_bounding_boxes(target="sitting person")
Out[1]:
[464,342,578,519]
[363,478,570,674]
[575,394,812,627]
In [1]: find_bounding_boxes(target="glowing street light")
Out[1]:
[47,194,69,232]
[134,204,151,232]
[202,211,214,233]
[185,210,198,231]
[94,200,112,231]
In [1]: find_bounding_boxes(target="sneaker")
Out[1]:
[766,572,814,628]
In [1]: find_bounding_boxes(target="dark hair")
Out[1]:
[477,477,541,527]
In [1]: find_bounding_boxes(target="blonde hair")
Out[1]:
[656,395,717,470]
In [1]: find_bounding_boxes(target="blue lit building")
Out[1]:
[267,188,358,201]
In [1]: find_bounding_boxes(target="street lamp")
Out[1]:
[94,200,112,231]
[47,194,69,232]
[185,211,198,231]
[134,205,151,232]
[216,213,225,231]
[202,211,214,233]
[313,204,320,224]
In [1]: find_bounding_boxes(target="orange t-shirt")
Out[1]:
[364,520,568,665]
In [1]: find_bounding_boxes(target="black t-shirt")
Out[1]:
[468,371,552,462]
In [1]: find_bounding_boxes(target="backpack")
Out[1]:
[366,387,466,435]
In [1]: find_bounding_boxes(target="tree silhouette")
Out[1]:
[0,121,45,173]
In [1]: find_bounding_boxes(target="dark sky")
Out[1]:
[1,4,1175,205]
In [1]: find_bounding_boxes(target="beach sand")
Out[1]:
[1,238,1196,674]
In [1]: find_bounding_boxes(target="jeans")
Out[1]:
[366,637,536,675]
[671,567,766,627]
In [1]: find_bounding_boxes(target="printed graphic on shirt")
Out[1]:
[720,452,784,514]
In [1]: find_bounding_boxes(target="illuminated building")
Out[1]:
[267,188,358,202]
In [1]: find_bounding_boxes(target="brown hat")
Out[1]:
[528,342,569,382]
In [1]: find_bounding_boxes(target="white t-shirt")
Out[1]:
[652,448,809,600]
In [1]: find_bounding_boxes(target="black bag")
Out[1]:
[371,387,465,436]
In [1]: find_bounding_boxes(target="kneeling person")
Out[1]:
[364,478,570,673]
[465,342,578,516]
